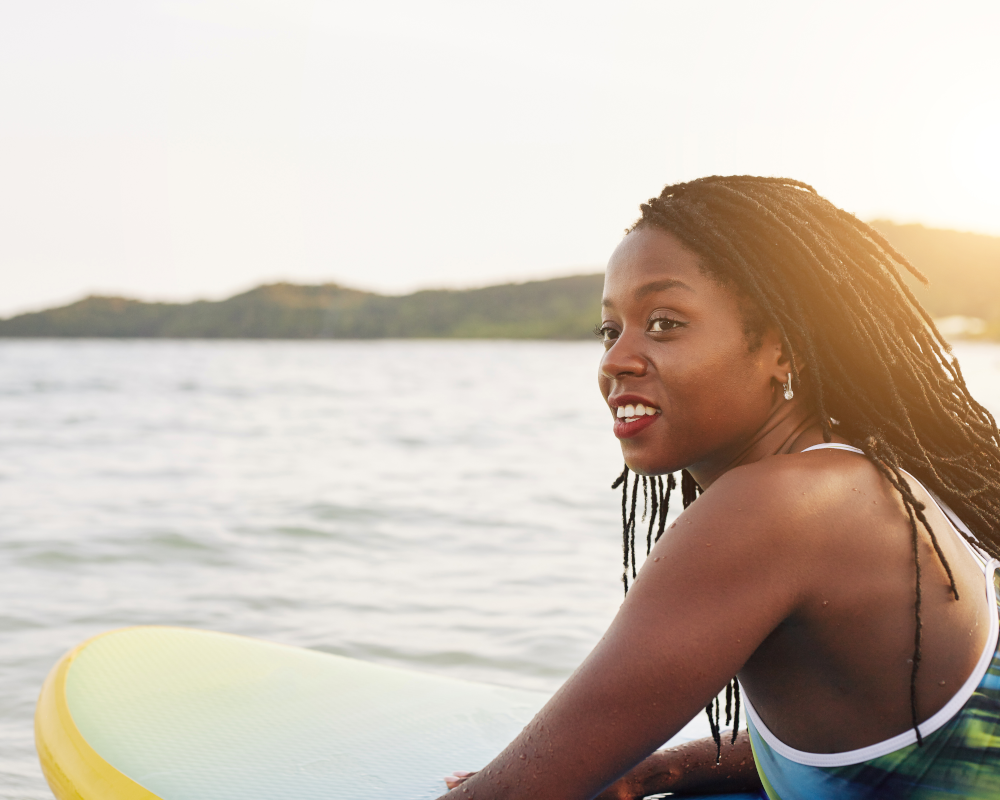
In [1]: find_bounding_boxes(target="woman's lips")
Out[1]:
[613,413,658,438]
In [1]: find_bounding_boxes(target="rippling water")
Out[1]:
[5,340,1000,798]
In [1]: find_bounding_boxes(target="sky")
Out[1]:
[2,0,999,316]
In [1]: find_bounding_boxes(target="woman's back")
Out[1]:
[731,445,992,754]
[740,451,1000,799]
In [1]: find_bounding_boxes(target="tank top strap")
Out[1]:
[801,443,864,455]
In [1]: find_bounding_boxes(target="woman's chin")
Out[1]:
[620,451,676,478]
[619,435,691,477]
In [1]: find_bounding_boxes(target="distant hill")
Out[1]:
[2,221,998,339]
[870,221,1000,320]
[0,275,606,339]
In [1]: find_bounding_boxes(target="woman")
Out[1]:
[440,176,1000,799]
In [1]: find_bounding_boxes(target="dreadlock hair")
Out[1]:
[610,175,1000,761]
[616,466,742,760]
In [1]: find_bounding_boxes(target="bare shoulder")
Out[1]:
[710,446,887,505]
[625,451,891,662]
[636,448,898,623]
[688,447,891,555]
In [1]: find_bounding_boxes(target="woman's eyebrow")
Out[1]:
[602,278,695,307]
[635,278,694,299]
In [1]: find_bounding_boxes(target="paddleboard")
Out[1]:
[35,626,759,799]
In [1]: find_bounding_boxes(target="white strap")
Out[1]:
[801,443,864,454]
[743,557,999,766]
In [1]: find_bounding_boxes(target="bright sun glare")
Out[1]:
[951,104,1000,210]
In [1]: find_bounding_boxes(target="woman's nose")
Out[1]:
[600,332,648,380]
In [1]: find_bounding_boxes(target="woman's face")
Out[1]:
[598,226,787,477]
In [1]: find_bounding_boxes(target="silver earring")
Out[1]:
[783,373,794,401]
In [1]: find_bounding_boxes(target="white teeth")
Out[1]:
[614,403,660,420]
[615,403,660,422]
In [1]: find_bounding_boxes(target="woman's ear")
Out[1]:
[762,327,805,395]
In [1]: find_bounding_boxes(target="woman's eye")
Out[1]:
[594,324,620,344]
[648,317,682,333]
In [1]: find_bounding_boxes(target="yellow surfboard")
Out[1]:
[36,626,757,799]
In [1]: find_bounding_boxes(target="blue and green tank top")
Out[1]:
[744,443,1000,799]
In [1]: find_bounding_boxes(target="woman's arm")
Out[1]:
[595,732,761,799]
[450,733,762,799]
[435,467,809,800]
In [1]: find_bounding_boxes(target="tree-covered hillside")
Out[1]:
[1,221,998,339]
[871,221,1000,320]
[0,275,605,339]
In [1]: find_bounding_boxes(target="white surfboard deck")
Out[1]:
[36,626,757,799]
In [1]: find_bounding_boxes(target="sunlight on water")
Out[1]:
[3,340,1000,797]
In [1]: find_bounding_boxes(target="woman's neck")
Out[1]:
[688,403,849,490]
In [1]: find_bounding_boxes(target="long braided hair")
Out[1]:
[609,175,1000,760]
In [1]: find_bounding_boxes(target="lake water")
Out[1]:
[4,340,1000,798]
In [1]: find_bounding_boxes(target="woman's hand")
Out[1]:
[444,768,633,799]
[594,732,761,798]
[444,733,760,799]
[445,768,636,799]
[444,771,476,790]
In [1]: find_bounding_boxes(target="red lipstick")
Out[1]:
[613,414,658,439]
